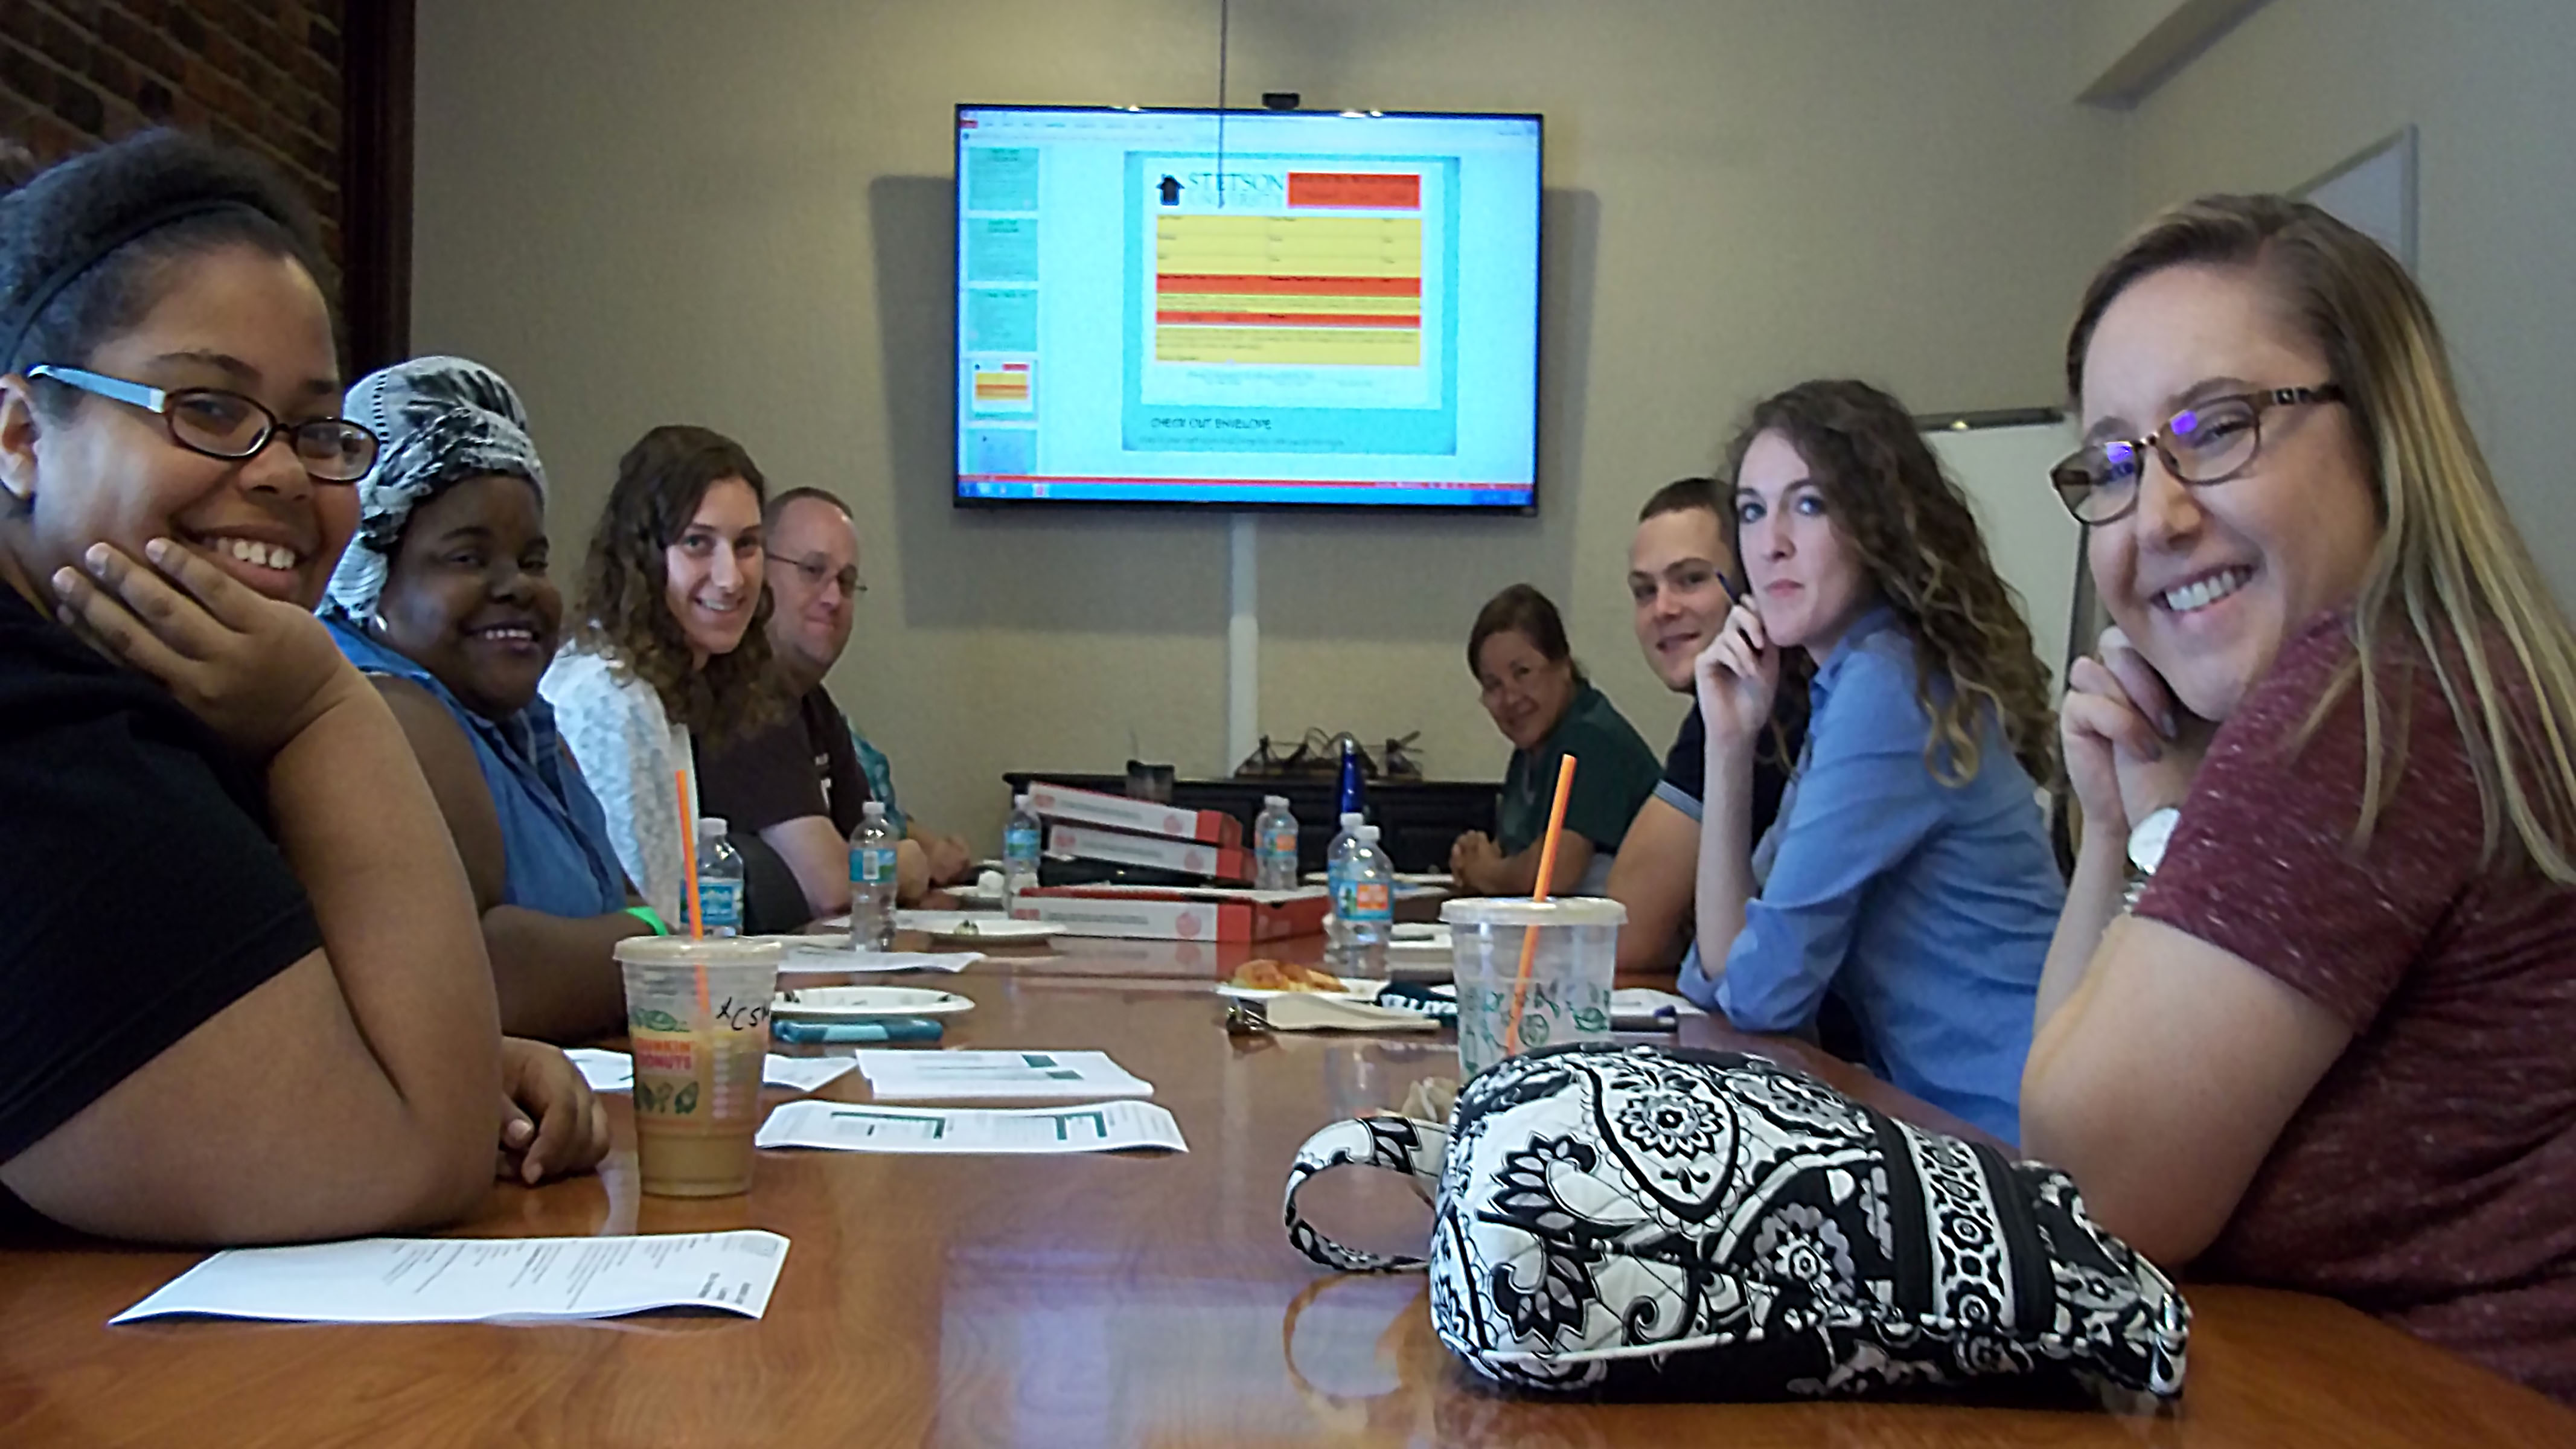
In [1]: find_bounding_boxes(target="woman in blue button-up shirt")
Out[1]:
[1679,379,2065,1143]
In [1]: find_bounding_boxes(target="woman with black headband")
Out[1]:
[0,132,603,1243]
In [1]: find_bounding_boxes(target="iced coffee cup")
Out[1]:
[614,936,783,1197]
[1442,897,1625,1079]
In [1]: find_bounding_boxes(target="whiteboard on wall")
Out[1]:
[1925,418,2088,694]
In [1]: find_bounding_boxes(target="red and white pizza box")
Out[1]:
[1047,822,1253,884]
[1024,781,1244,846]
[1012,886,1329,942]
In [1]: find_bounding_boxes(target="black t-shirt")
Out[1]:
[0,585,323,1174]
[1660,699,1804,851]
[697,686,871,839]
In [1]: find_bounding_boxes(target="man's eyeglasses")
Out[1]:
[2050,384,2344,525]
[27,365,381,482]
[765,551,865,597]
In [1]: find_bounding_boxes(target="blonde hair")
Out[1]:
[2067,194,2576,878]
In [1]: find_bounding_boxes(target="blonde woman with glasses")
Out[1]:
[2022,195,2576,1401]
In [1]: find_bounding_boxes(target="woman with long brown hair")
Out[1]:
[2021,196,2576,1400]
[1684,378,2063,1144]
[540,425,787,926]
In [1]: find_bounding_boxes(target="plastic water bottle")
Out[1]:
[848,800,900,950]
[1324,810,1367,954]
[1003,793,1043,900]
[1325,810,1366,906]
[1254,795,1300,891]
[1340,825,1395,974]
[693,817,744,939]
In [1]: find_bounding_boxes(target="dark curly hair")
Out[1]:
[1721,379,2056,787]
[572,424,790,749]
[0,129,325,408]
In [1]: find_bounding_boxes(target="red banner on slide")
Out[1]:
[1286,172,1420,209]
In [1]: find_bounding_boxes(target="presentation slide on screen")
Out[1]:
[955,108,1541,507]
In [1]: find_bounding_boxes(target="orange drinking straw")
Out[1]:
[1503,754,1577,1055]
[677,770,705,942]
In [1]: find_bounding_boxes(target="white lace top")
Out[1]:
[538,647,696,924]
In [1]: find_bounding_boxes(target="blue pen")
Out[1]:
[773,1017,945,1044]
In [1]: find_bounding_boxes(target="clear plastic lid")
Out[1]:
[612,935,784,967]
[1014,794,1031,809]
[1357,824,1381,842]
[696,816,726,839]
[1442,896,1628,928]
[1264,795,1288,808]
[863,801,886,818]
[1339,811,1364,827]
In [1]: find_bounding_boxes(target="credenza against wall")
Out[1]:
[1001,773,1499,875]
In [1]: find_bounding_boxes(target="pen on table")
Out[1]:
[773,1017,945,1044]
[1610,1006,1679,1034]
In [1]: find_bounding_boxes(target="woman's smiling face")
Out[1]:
[372,473,561,721]
[1,244,353,613]
[2077,263,2382,721]
[660,476,764,667]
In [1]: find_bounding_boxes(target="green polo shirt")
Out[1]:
[1497,682,1663,856]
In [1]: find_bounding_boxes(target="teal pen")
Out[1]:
[773,1017,945,1044]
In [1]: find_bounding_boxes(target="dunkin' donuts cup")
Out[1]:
[615,936,783,1197]
[1442,897,1625,1079]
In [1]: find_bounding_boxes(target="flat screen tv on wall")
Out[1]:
[953,104,1543,512]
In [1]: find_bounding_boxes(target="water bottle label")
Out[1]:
[1005,825,1041,861]
[1332,878,1357,918]
[695,878,741,936]
[1264,826,1296,857]
[852,845,899,885]
[1349,881,1393,922]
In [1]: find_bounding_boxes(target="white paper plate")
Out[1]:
[772,986,976,1021]
[1215,977,1386,1003]
[927,919,1060,945]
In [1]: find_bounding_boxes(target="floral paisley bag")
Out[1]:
[1282,1042,2188,1399]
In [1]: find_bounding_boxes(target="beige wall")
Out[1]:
[412,0,2130,848]
[2126,0,2576,601]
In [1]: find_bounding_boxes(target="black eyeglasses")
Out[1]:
[27,364,381,482]
[2051,384,2345,525]
[765,551,865,598]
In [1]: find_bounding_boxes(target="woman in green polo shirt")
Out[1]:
[1451,583,1663,896]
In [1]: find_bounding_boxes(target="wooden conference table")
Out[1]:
[2,932,2569,1447]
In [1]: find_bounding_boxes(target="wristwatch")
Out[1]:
[2127,807,2181,877]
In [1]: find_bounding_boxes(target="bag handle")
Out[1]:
[1282,1113,1449,1273]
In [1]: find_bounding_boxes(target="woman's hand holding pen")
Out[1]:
[1694,593,1778,754]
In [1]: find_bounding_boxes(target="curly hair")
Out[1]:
[1721,379,2056,788]
[572,424,790,750]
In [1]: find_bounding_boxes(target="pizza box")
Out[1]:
[1024,781,1244,846]
[1048,822,1253,884]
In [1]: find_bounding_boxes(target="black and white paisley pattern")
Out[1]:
[1904,1128,2016,1331]
[1283,1043,2190,1402]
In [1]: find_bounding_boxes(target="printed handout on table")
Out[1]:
[565,1048,859,1095]
[855,1049,1153,1102]
[756,1099,1186,1154]
[110,1231,790,1325]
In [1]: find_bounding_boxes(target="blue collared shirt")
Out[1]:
[1678,607,2063,1142]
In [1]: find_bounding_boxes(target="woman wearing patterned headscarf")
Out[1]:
[323,356,652,1041]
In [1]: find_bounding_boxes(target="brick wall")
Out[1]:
[0,0,348,296]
